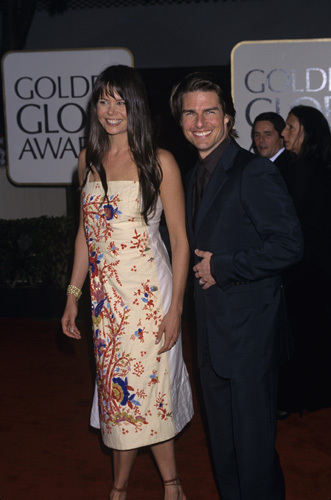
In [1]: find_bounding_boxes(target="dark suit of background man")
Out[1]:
[170,73,303,500]
[251,111,290,179]
[251,111,292,419]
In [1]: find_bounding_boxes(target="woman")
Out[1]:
[61,65,193,499]
[281,105,331,412]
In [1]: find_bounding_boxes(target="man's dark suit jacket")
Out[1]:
[186,139,303,379]
[274,149,290,179]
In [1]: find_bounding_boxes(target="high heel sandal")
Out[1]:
[164,477,181,487]
[164,477,186,499]
[109,485,127,499]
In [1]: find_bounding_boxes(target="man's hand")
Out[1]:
[193,249,216,289]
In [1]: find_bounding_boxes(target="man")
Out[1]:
[253,112,294,420]
[170,73,303,500]
[252,111,290,177]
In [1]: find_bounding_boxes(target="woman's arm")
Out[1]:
[61,150,89,339]
[156,149,190,354]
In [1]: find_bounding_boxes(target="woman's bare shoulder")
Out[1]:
[157,148,179,174]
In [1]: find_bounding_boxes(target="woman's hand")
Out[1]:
[61,295,81,340]
[155,307,181,354]
[156,149,188,356]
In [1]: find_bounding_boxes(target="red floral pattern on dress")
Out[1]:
[130,228,150,257]
[81,181,178,449]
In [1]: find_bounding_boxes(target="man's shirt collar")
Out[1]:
[270,147,285,163]
[198,136,231,174]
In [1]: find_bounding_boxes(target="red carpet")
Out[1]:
[0,317,330,499]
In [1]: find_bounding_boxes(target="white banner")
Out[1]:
[2,48,133,184]
[231,39,331,150]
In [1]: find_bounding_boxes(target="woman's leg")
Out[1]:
[151,439,186,500]
[109,448,138,499]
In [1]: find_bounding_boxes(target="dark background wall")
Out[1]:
[23,0,330,69]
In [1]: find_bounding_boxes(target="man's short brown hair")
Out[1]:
[170,72,237,139]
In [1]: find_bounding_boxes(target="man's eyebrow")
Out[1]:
[182,107,219,113]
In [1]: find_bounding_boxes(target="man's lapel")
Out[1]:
[194,140,239,233]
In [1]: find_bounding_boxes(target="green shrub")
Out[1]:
[0,216,75,289]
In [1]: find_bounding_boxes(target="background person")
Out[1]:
[281,104,331,412]
[252,111,292,419]
[61,65,193,500]
[251,111,290,177]
[170,72,303,500]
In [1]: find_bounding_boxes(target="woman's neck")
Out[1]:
[107,132,129,154]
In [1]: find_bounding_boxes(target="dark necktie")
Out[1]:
[193,162,209,228]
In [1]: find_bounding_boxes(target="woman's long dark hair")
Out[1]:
[84,65,162,223]
[289,105,331,168]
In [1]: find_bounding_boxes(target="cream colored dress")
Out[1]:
[82,179,193,450]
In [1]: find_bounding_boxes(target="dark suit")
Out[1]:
[274,149,290,180]
[281,154,331,411]
[186,139,303,500]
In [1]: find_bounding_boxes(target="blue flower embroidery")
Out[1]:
[112,377,140,407]
[94,298,106,317]
[103,203,122,221]
[95,338,106,357]
[134,328,143,340]
[89,251,103,277]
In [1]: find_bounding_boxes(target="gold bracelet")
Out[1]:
[66,284,82,300]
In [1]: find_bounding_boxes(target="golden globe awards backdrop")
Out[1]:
[231,39,331,150]
[2,48,133,184]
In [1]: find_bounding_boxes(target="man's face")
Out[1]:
[252,120,283,158]
[180,91,229,159]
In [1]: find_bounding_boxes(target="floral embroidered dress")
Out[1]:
[83,179,193,450]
